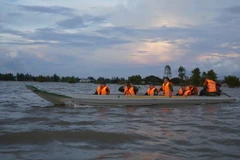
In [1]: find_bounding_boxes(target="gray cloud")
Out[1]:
[57,16,86,28]
[225,6,240,14]
[25,27,130,47]
[97,23,240,53]
[0,25,26,36]
[57,15,106,28]
[7,12,23,17]
[0,25,130,48]
[97,26,202,40]
[19,5,75,16]
[214,5,240,24]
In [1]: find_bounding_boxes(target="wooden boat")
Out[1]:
[26,85,236,106]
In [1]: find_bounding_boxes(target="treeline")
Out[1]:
[0,65,239,87]
[0,73,79,83]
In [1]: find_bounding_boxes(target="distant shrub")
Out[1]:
[67,78,77,83]
[224,75,240,88]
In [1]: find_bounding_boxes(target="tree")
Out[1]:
[37,75,46,82]
[128,75,142,84]
[3,73,15,81]
[96,77,105,83]
[171,77,181,85]
[164,65,172,78]
[25,73,33,81]
[68,76,77,83]
[178,66,186,81]
[105,78,111,83]
[87,76,96,82]
[224,75,240,88]
[143,75,163,84]
[45,76,51,82]
[201,71,207,78]
[17,73,25,81]
[53,74,60,82]
[201,71,207,84]
[190,68,201,86]
[206,69,217,81]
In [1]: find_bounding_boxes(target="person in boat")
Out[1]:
[183,85,199,96]
[144,82,159,96]
[118,81,138,95]
[199,78,217,96]
[94,82,110,95]
[159,77,173,97]
[216,81,222,96]
[176,83,187,96]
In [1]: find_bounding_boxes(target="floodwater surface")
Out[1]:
[0,82,240,160]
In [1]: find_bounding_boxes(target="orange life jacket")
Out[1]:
[147,87,158,96]
[124,86,136,95]
[191,86,199,95]
[206,80,217,93]
[97,86,109,95]
[162,82,171,96]
[184,86,198,96]
[184,85,193,96]
[183,90,191,96]
[177,88,185,95]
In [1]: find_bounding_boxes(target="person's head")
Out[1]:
[180,83,186,89]
[216,81,221,87]
[163,77,170,83]
[148,82,155,89]
[125,81,132,88]
[188,84,193,89]
[100,82,106,88]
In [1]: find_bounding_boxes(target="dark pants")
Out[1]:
[199,89,217,96]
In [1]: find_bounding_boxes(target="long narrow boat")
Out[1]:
[26,85,236,106]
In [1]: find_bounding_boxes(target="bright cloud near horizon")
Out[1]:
[1,0,240,79]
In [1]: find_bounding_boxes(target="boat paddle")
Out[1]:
[221,92,231,97]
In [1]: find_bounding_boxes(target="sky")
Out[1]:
[0,0,240,79]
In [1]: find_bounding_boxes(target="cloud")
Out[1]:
[214,5,240,24]
[25,27,131,48]
[19,5,75,16]
[7,12,23,17]
[6,50,18,58]
[0,25,26,36]
[225,6,240,14]
[1,0,240,78]
[57,15,106,29]
[196,52,240,75]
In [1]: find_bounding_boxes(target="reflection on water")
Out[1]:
[96,152,178,160]
[126,106,137,112]
[0,82,240,160]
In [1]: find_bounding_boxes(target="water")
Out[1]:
[0,82,240,160]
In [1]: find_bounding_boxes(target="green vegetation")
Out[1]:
[190,68,201,86]
[128,75,142,84]
[0,66,239,87]
[0,73,79,83]
[143,75,163,84]
[178,66,186,82]
[164,65,172,78]
[224,75,240,88]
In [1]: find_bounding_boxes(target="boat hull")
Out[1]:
[26,85,236,106]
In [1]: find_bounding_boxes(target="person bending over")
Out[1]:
[199,78,217,96]
[176,84,187,96]
[118,82,138,95]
